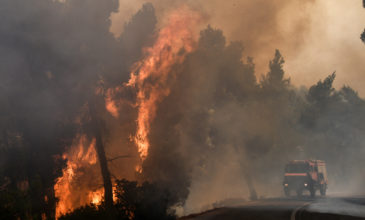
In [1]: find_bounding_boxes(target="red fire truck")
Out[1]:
[283,160,328,197]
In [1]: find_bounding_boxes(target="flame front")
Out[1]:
[126,6,201,161]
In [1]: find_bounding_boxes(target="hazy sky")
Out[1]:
[285,1,365,96]
[110,0,365,96]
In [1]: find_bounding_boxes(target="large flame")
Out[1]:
[106,6,202,162]
[54,135,103,219]
[128,7,200,161]
[54,6,202,219]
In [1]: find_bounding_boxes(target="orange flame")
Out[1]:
[54,6,202,219]
[126,6,201,161]
[89,189,104,205]
[54,135,102,219]
[105,88,120,118]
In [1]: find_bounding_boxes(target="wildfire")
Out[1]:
[129,7,201,161]
[54,5,202,219]
[106,6,202,163]
[54,135,102,218]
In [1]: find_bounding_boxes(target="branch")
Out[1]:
[107,155,132,162]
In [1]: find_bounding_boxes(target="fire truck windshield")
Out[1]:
[285,163,309,173]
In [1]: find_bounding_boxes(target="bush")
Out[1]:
[60,179,176,220]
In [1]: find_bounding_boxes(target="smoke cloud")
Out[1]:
[0,0,365,218]
[112,0,365,96]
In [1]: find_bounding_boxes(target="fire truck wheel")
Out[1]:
[320,184,326,196]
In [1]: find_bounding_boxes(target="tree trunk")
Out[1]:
[244,171,258,201]
[238,148,258,201]
[89,100,116,219]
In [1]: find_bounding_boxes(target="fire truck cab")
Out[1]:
[283,160,328,197]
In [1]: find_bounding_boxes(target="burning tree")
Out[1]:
[1,1,365,219]
[55,3,202,218]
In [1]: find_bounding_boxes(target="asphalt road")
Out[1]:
[181,196,365,220]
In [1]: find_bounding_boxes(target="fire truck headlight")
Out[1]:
[304,183,308,187]
[284,183,288,187]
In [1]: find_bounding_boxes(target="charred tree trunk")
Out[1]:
[89,100,116,219]
[95,129,115,218]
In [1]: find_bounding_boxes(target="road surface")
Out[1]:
[181,196,365,220]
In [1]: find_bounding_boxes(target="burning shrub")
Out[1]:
[59,179,176,220]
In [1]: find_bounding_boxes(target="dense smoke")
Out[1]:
[112,0,365,95]
[112,0,315,78]
[0,0,365,219]
[141,28,365,213]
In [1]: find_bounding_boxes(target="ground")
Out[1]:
[181,195,365,220]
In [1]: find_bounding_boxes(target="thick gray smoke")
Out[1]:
[0,0,364,218]
[142,27,365,214]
